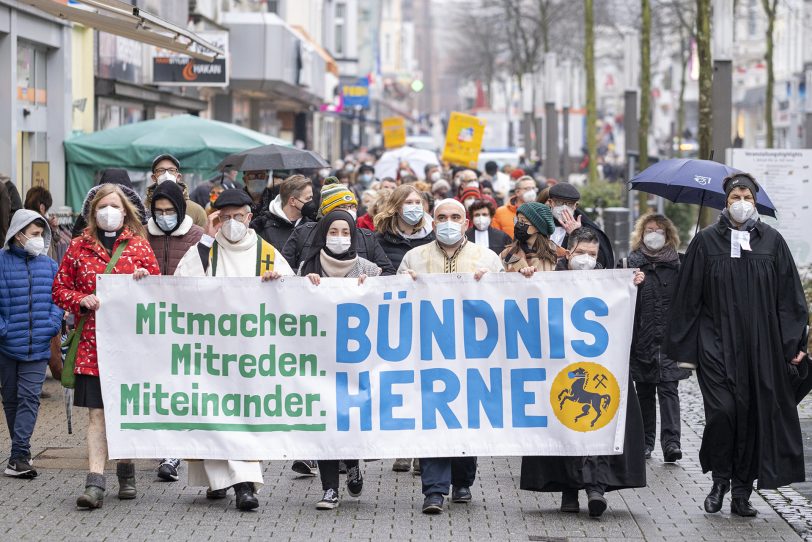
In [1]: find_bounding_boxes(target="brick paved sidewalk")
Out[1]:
[0,375,804,541]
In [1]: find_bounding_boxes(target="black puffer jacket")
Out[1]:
[375,230,435,271]
[282,221,396,275]
[624,250,690,383]
[251,210,311,252]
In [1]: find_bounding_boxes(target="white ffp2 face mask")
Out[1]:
[157,172,177,184]
[325,235,352,255]
[569,254,597,270]
[729,200,756,223]
[20,234,45,256]
[473,216,491,231]
[96,206,124,232]
[221,219,248,243]
[643,231,666,251]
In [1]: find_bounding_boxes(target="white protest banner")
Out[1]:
[95,271,637,460]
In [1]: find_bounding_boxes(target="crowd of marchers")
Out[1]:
[0,154,808,519]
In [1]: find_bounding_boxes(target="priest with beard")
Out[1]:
[665,173,809,517]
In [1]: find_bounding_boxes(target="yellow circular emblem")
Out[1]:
[550,362,620,432]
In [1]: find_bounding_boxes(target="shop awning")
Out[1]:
[291,25,339,77]
[22,0,224,61]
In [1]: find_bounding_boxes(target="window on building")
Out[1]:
[16,41,47,105]
[747,0,757,36]
[335,2,346,56]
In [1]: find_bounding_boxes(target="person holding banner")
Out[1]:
[297,209,382,509]
[546,183,614,269]
[174,188,292,510]
[52,184,160,510]
[374,185,436,277]
[624,214,689,463]
[282,178,395,276]
[398,198,503,514]
[500,202,556,272]
[520,228,647,518]
[665,173,809,517]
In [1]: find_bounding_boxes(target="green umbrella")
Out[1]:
[64,114,291,210]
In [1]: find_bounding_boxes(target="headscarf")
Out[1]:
[299,210,357,276]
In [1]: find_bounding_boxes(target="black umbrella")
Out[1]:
[216,144,329,172]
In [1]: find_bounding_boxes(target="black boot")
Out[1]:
[731,497,757,517]
[117,462,137,500]
[560,489,580,513]
[233,482,259,511]
[703,480,729,513]
[76,473,105,510]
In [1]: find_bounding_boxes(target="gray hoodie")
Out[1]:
[3,209,52,254]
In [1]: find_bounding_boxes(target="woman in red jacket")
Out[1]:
[53,184,160,509]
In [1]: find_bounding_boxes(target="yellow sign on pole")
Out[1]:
[31,161,50,190]
[382,117,407,149]
[441,112,486,168]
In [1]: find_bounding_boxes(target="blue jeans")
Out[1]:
[0,356,48,460]
[420,456,478,496]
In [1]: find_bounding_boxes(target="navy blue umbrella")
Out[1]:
[629,158,777,218]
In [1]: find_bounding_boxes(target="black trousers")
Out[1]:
[318,460,359,491]
[420,456,477,496]
[635,380,681,451]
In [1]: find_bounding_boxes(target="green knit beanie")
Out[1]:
[517,202,555,237]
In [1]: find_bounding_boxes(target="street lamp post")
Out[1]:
[544,52,560,180]
[712,0,733,163]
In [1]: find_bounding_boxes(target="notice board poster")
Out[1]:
[730,149,812,267]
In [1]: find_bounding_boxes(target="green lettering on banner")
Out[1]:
[171,392,189,416]
[218,314,237,336]
[136,303,155,335]
[188,312,215,335]
[121,383,140,415]
[279,314,297,336]
[120,422,327,432]
[171,343,194,375]
[241,314,258,337]
[300,314,318,336]
[239,354,257,378]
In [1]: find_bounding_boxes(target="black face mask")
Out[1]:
[514,222,531,243]
[300,200,318,221]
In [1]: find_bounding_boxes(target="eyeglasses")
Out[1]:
[220,213,247,222]
[154,167,179,176]
[153,209,177,217]
[644,228,665,235]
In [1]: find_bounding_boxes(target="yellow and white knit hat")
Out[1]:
[319,177,358,216]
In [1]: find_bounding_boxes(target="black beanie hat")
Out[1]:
[151,181,186,233]
[99,168,133,189]
[723,173,759,199]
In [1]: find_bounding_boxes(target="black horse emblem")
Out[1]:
[557,367,611,427]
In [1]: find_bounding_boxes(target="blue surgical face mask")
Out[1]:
[435,220,463,246]
[156,214,178,232]
[401,204,424,225]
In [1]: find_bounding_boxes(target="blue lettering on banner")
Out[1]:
[419,299,456,360]
[462,300,498,358]
[379,370,416,430]
[510,368,548,427]
[377,293,412,361]
[504,299,542,359]
[335,303,371,363]
[420,368,462,430]
[336,371,372,430]
[467,368,504,428]
[570,297,609,357]
[547,298,565,359]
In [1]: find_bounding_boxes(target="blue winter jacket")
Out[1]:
[0,245,63,362]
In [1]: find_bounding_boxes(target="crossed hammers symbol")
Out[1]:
[593,374,608,389]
